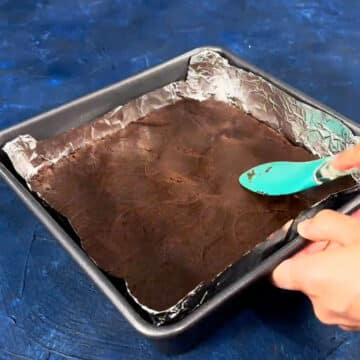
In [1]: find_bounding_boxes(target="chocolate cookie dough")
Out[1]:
[29,99,352,310]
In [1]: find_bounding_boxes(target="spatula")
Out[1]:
[239,156,355,196]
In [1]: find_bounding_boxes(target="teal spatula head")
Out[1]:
[239,156,353,196]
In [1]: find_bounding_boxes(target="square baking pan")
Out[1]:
[1,46,360,354]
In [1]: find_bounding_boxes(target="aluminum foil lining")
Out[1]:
[4,50,360,184]
[3,49,360,326]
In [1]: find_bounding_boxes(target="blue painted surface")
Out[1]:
[0,1,360,359]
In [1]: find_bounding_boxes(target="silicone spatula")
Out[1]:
[239,156,354,196]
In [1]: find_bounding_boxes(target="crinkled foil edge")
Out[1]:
[3,49,360,325]
[4,50,360,183]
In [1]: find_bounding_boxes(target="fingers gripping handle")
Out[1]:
[315,157,355,184]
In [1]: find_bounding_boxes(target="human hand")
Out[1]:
[272,209,360,331]
[272,144,360,330]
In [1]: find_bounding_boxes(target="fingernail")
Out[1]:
[298,219,311,236]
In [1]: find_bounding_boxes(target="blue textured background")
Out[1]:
[1,1,360,359]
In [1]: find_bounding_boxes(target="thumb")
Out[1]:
[271,250,326,295]
[271,258,306,292]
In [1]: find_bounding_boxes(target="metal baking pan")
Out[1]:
[1,46,360,354]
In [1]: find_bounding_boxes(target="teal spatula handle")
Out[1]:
[239,155,357,196]
[315,156,355,184]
